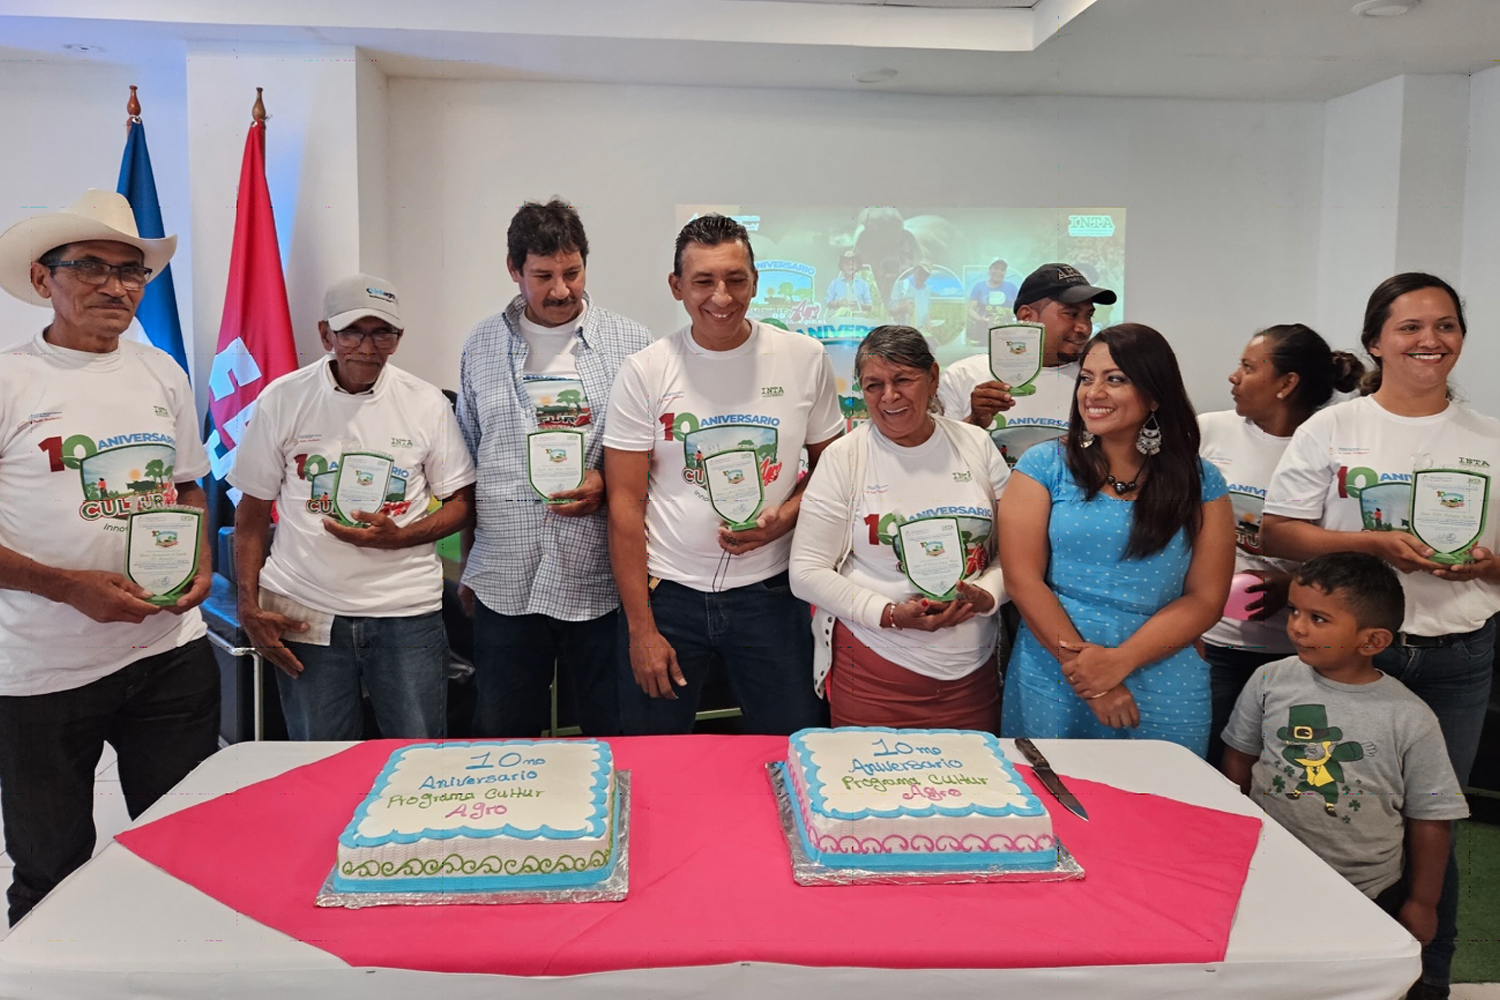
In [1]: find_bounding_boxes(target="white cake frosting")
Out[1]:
[787,727,1056,870]
[334,740,617,893]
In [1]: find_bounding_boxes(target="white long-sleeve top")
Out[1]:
[790,416,1008,681]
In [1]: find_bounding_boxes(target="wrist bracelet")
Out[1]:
[885,603,902,630]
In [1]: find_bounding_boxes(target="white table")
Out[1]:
[0,739,1419,1000]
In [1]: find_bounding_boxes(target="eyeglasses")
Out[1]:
[333,327,403,350]
[49,260,153,291]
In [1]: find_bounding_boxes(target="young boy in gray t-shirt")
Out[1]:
[1220,552,1467,949]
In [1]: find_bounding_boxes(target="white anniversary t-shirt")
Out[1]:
[838,427,1009,679]
[603,322,844,590]
[0,333,210,696]
[1265,395,1500,636]
[518,304,592,432]
[1198,409,1297,654]
[938,356,1076,468]
[229,359,476,617]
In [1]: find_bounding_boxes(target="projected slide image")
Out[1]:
[678,204,1126,390]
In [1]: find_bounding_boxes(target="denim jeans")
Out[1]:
[1202,643,1290,768]
[617,572,828,735]
[471,602,621,737]
[279,611,447,741]
[0,637,220,925]
[1374,614,1496,994]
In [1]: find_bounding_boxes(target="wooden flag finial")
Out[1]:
[252,87,267,124]
[126,84,141,123]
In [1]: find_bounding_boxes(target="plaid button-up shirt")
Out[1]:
[457,293,651,620]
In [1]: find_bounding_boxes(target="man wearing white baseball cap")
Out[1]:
[0,190,219,925]
[229,273,476,741]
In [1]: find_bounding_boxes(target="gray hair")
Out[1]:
[853,325,943,415]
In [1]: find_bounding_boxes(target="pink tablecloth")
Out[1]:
[116,736,1260,976]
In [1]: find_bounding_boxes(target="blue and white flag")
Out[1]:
[117,116,189,376]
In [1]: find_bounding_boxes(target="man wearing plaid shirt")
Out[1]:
[457,200,651,737]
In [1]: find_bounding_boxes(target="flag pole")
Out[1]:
[205,86,298,484]
[115,84,189,374]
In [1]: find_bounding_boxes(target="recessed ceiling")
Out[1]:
[0,0,1495,102]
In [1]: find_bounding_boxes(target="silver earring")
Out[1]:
[1079,430,1095,448]
[1136,412,1162,456]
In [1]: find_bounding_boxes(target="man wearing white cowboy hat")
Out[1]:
[0,189,220,925]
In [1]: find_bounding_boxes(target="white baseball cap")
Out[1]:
[323,273,402,330]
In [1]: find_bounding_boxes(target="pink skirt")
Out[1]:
[827,621,1000,733]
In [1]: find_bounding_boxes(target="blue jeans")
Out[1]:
[1374,615,1496,994]
[471,602,621,737]
[279,611,447,741]
[618,572,828,735]
[0,637,220,925]
[1202,643,1289,768]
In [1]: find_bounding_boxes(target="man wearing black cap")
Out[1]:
[938,263,1117,467]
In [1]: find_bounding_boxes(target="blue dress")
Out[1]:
[999,442,1228,756]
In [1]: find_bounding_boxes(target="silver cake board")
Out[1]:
[316,771,631,907]
[767,762,1084,886]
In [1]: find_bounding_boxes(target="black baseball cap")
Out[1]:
[1014,263,1117,309]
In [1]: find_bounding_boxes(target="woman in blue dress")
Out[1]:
[998,323,1235,755]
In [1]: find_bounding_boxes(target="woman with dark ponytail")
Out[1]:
[1263,273,1500,999]
[998,324,1235,755]
[1197,323,1364,765]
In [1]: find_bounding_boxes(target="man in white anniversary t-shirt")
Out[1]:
[605,214,844,734]
[230,274,476,741]
[0,191,220,924]
[939,262,1117,468]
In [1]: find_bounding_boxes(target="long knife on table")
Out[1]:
[1013,738,1090,821]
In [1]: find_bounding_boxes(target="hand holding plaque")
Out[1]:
[332,452,395,527]
[125,506,204,605]
[896,516,966,601]
[704,449,765,531]
[527,430,586,502]
[988,323,1044,398]
[1411,467,1490,565]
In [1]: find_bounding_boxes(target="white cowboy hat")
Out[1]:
[0,189,176,305]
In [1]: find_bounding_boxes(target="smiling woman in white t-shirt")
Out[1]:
[1263,272,1500,999]
[1197,323,1363,766]
[791,326,1009,731]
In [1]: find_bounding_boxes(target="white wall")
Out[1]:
[355,53,392,281]
[1316,75,1404,347]
[0,48,192,358]
[385,80,1326,412]
[1460,64,1500,405]
[185,43,366,414]
[1394,75,1469,281]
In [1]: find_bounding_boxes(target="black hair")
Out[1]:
[1065,323,1203,559]
[854,325,941,415]
[1358,272,1466,395]
[506,199,589,271]
[37,245,69,268]
[1256,323,1365,411]
[1293,552,1404,634]
[673,214,755,277]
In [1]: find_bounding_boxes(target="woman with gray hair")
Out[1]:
[790,326,1009,730]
